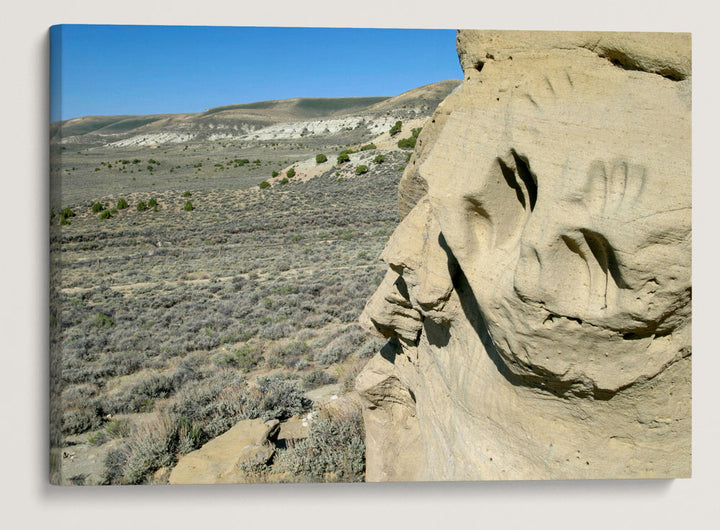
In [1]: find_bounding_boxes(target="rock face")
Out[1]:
[358,30,691,481]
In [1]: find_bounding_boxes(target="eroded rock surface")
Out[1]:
[359,30,691,481]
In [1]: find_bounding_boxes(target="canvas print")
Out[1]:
[49,25,691,485]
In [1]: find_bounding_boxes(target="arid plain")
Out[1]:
[49,80,460,485]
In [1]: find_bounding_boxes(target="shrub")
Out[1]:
[355,165,368,175]
[112,374,177,414]
[62,406,103,436]
[302,370,337,390]
[148,197,158,207]
[102,446,128,485]
[99,210,112,220]
[132,374,175,401]
[267,340,309,369]
[373,154,385,164]
[389,120,402,136]
[170,371,252,442]
[121,415,187,484]
[337,152,350,164]
[248,375,312,421]
[259,181,271,189]
[258,321,295,341]
[273,405,365,482]
[183,200,194,211]
[91,312,114,328]
[280,178,289,185]
[315,154,328,164]
[286,168,296,178]
[136,201,148,212]
[182,191,191,197]
[397,137,417,149]
[360,143,376,151]
[272,170,279,178]
[117,198,129,210]
[214,344,263,372]
[60,207,75,225]
[295,359,310,371]
[104,418,131,438]
[91,202,103,213]
[314,340,349,366]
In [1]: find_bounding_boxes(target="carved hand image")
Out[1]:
[357,30,692,481]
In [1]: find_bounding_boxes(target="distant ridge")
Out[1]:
[200,96,390,118]
[51,79,462,147]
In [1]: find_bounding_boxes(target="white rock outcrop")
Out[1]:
[358,30,692,481]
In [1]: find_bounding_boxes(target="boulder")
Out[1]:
[169,418,276,485]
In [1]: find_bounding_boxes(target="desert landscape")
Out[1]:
[49,79,461,484]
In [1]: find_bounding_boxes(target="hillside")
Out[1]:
[50,79,461,204]
[51,80,461,149]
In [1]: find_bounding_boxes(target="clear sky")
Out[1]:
[49,25,462,122]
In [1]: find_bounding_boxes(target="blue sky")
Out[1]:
[50,25,462,122]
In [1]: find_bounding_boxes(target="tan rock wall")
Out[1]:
[359,30,692,481]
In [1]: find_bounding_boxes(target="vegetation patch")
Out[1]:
[398,127,422,150]
[272,405,365,482]
[50,134,411,485]
[389,120,402,136]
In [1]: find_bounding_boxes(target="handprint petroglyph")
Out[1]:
[364,52,690,395]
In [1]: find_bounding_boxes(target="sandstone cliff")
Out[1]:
[358,30,692,481]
